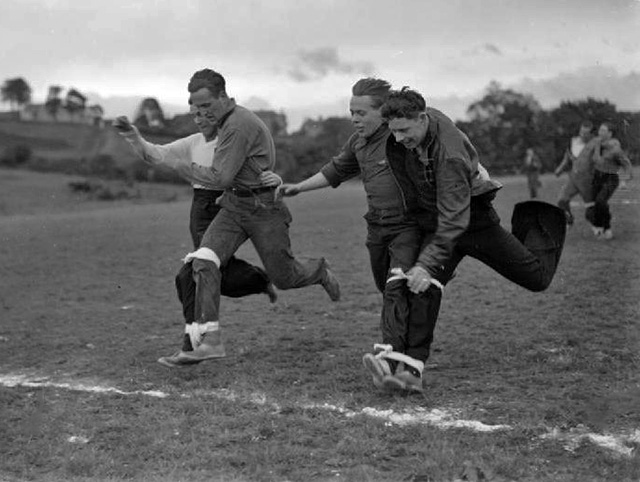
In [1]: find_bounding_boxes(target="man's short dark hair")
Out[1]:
[188,69,226,97]
[380,87,427,120]
[580,120,593,130]
[351,78,391,109]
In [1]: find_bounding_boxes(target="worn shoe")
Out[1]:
[381,363,425,393]
[180,342,226,361]
[362,353,392,388]
[603,229,613,240]
[157,351,203,368]
[592,226,604,238]
[321,260,341,302]
[265,282,278,303]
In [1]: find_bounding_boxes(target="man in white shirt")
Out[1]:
[554,121,596,225]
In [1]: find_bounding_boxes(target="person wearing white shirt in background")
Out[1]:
[554,120,596,226]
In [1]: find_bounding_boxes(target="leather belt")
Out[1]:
[228,186,276,197]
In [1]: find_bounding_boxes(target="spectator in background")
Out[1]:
[522,147,542,198]
[590,121,633,240]
[554,121,596,225]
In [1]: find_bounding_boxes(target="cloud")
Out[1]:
[287,47,375,82]
[484,43,502,55]
[513,66,640,111]
[461,43,503,57]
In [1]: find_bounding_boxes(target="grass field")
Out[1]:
[1,168,639,482]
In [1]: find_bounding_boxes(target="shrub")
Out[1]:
[85,154,126,179]
[0,144,32,167]
[68,178,141,201]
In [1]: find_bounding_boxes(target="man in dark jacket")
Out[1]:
[281,78,442,391]
[362,87,567,392]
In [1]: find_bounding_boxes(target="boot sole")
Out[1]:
[157,356,203,368]
[180,353,226,361]
[381,374,424,393]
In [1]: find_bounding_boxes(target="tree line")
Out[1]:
[278,81,638,181]
[1,77,98,118]
[3,76,638,183]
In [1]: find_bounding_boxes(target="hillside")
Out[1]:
[0,119,179,166]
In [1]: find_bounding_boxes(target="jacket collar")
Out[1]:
[416,110,437,157]
[354,123,389,150]
[216,98,237,128]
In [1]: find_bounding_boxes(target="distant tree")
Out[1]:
[254,110,288,137]
[1,77,32,111]
[284,116,354,181]
[460,81,547,172]
[45,85,63,119]
[549,98,618,137]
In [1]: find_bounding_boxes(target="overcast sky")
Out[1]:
[1,0,639,129]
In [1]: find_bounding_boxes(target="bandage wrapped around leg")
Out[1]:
[182,247,220,267]
[185,321,219,349]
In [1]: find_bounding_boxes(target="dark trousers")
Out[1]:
[365,214,442,362]
[406,197,566,362]
[527,174,541,199]
[588,171,619,230]
[176,189,270,323]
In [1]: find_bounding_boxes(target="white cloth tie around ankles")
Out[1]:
[386,267,443,290]
[185,321,219,349]
[372,343,425,373]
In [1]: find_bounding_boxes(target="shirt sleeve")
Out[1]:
[121,132,191,168]
[121,132,229,188]
[320,136,361,187]
[416,156,472,276]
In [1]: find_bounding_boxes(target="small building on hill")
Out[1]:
[20,103,104,126]
[18,87,104,127]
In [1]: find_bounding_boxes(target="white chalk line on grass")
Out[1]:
[0,373,169,399]
[1,372,638,457]
[570,198,640,207]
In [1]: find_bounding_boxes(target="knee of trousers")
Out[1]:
[383,279,407,299]
[185,247,221,269]
[188,248,222,276]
